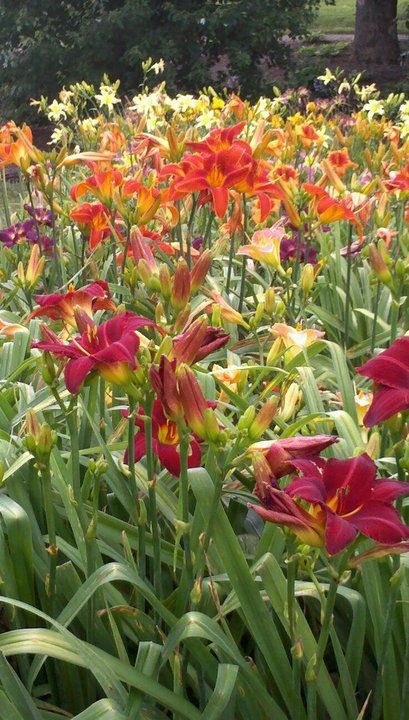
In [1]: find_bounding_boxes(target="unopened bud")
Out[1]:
[190,578,202,606]
[278,383,302,422]
[248,398,278,440]
[366,432,380,459]
[171,258,191,311]
[301,263,315,294]
[237,406,256,431]
[264,287,276,315]
[159,264,172,300]
[190,250,212,292]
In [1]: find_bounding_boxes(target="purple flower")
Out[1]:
[0,223,28,247]
[280,237,317,265]
[23,204,52,227]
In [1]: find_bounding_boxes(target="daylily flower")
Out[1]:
[70,168,123,204]
[249,453,409,555]
[165,146,251,217]
[326,149,357,177]
[32,312,155,394]
[0,319,27,338]
[124,399,201,477]
[268,322,324,363]
[248,435,338,483]
[171,316,229,365]
[0,122,34,168]
[30,281,116,328]
[237,222,286,270]
[356,336,409,426]
[70,202,122,249]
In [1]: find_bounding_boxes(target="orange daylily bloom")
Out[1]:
[70,168,124,203]
[303,183,363,236]
[70,202,122,249]
[0,122,34,168]
[165,146,252,218]
[326,148,357,177]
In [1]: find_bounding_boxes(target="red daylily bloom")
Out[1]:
[124,399,201,477]
[32,312,155,394]
[171,316,229,365]
[303,184,362,236]
[166,147,252,217]
[356,336,409,426]
[30,281,116,327]
[186,122,248,153]
[248,435,339,484]
[250,453,409,555]
[70,202,122,249]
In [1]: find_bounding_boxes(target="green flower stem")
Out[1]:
[193,450,223,584]
[144,396,163,601]
[238,196,248,314]
[371,560,401,720]
[344,225,353,350]
[1,167,11,226]
[99,379,106,443]
[307,550,349,720]
[371,280,381,352]
[41,464,57,608]
[225,232,235,294]
[121,221,131,278]
[67,399,81,502]
[127,395,146,608]
[390,298,399,344]
[203,210,215,250]
[177,421,193,596]
[287,550,302,720]
[185,194,198,269]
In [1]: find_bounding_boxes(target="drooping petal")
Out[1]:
[64,356,95,394]
[325,511,357,555]
[350,502,409,544]
[285,476,326,504]
[363,386,409,427]
[357,337,409,390]
[210,187,229,218]
[371,479,409,503]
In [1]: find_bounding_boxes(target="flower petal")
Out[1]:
[363,386,409,427]
[325,511,357,555]
[351,502,409,544]
[64,356,95,394]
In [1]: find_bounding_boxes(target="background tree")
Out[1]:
[0,0,322,121]
[353,0,401,65]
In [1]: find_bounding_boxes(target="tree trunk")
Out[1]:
[353,0,400,65]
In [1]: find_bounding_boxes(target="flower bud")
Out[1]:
[248,398,278,440]
[367,243,393,285]
[301,263,315,294]
[366,432,380,459]
[40,352,57,385]
[266,337,283,366]
[190,250,212,292]
[237,406,256,431]
[25,410,57,465]
[171,257,191,311]
[264,287,276,315]
[278,383,302,422]
[159,264,172,300]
